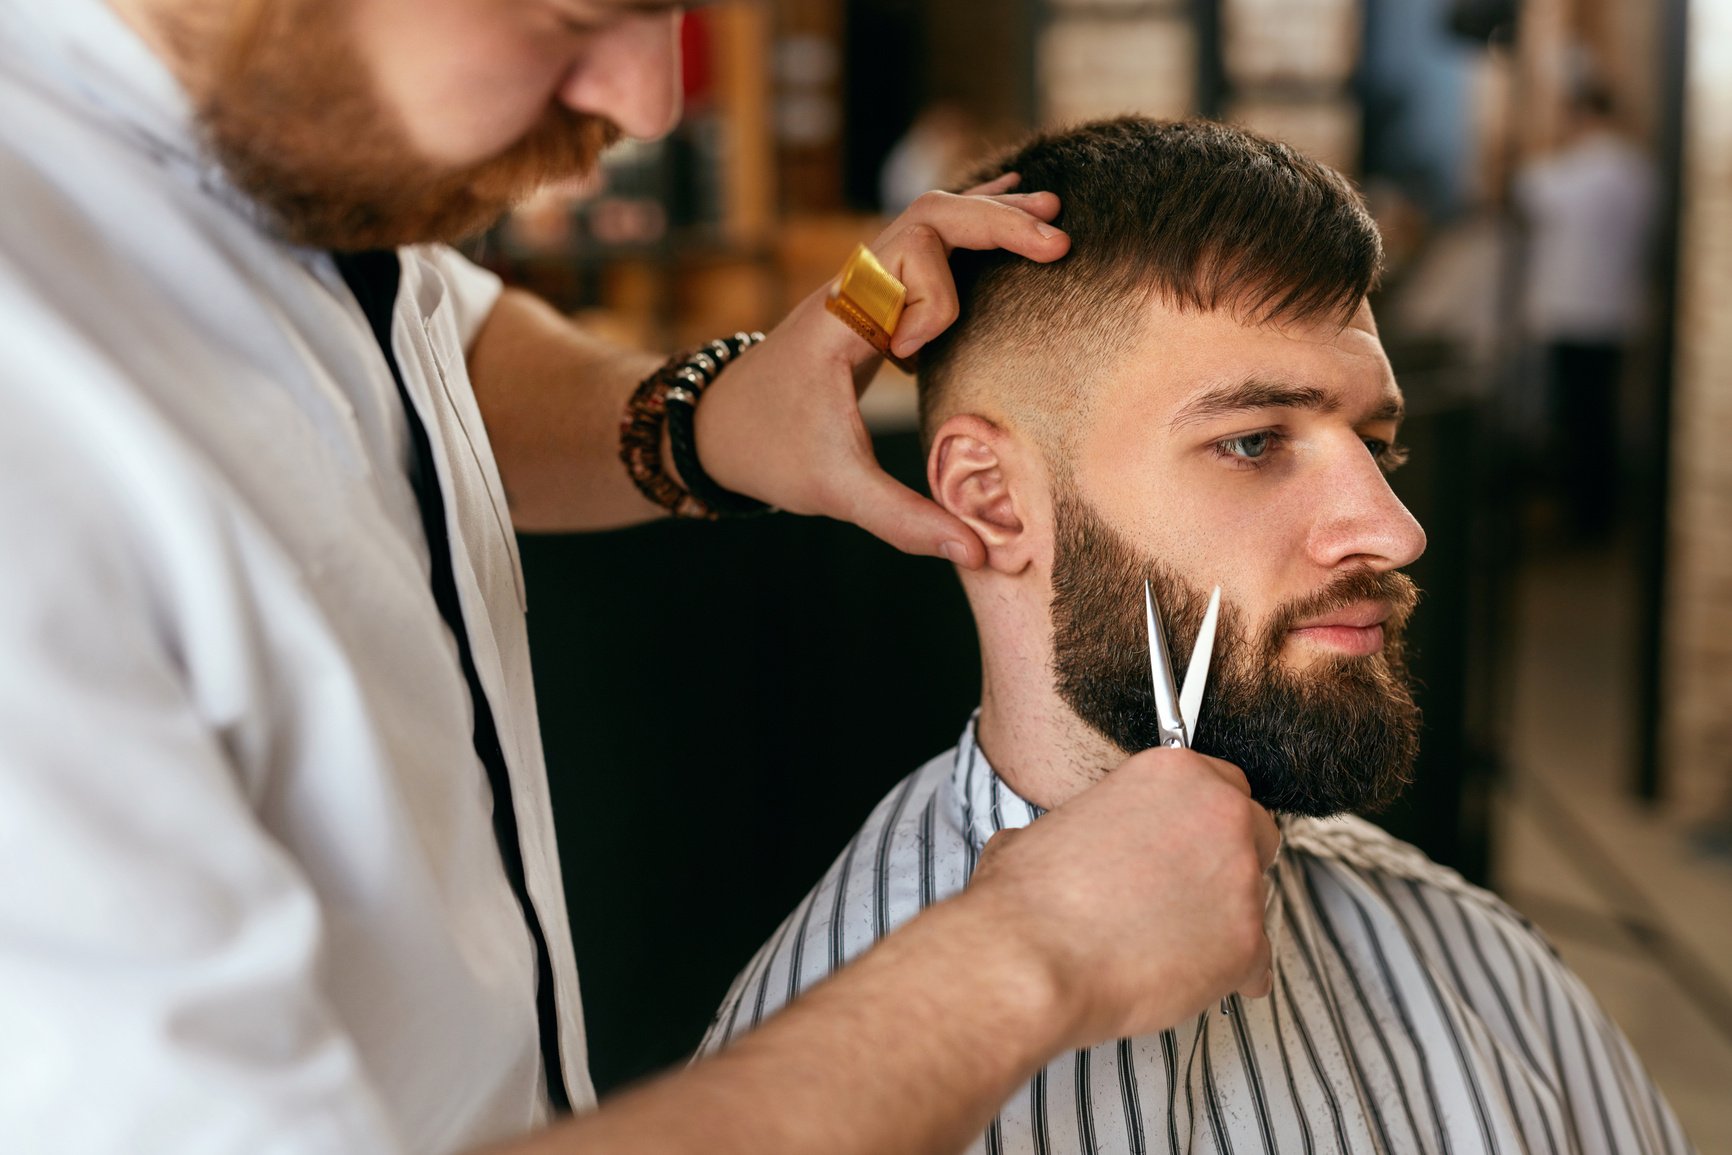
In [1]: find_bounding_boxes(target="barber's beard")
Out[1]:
[1048,483,1422,816]
[167,0,620,251]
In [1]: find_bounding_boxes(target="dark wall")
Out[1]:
[523,435,980,1094]
[1374,397,1489,881]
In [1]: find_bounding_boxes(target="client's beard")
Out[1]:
[167,0,620,251]
[1048,483,1421,816]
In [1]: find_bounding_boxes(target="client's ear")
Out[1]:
[927,414,1044,575]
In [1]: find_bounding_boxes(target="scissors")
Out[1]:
[1143,579,1220,751]
[1143,579,1234,1015]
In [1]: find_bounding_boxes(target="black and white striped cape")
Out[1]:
[698,719,1693,1155]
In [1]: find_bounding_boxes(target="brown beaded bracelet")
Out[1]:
[619,331,766,520]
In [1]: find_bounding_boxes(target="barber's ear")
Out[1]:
[927,415,1043,575]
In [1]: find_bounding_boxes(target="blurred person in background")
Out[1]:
[0,2,1288,1153]
[702,117,1692,1155]
[1514,83,1658,542]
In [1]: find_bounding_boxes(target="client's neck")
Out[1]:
[974,641,1126,813]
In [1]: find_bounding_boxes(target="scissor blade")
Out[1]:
[1144,580,1188,747]
[1179,585,1221,743]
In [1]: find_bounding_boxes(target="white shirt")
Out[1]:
[700,720,1693,1155]
[1515,133,1658,342]
[0,3,593,1151]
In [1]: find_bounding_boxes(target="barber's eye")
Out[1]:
[1222,432,1273,459]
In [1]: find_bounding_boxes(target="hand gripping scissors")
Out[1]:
[1143,580,1235,1014]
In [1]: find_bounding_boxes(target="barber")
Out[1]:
[0,3,1278,1153]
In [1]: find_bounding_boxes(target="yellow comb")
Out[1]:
[826,243,915,372]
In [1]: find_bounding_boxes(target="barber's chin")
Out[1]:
[1284,623,1385,660]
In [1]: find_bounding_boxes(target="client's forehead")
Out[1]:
[1097,297,1400,428]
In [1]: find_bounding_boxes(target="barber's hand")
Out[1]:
[965,748,1281,1049]
[692,175,1069,568]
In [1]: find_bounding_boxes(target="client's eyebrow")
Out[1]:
[1169,376,1404,429]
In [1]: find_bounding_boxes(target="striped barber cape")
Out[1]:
[697,719,1693,1155]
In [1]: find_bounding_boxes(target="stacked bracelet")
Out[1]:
[619,331,771,520]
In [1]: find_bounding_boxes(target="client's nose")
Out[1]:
[1305,442,1427,573]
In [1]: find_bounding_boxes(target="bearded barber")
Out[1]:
[0,3,1280,1153]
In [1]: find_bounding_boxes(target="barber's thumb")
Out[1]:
[1235,936,1275,1000]
[846,467,986,568]
[978,826,1023,866]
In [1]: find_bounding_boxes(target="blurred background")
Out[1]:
[472,0,1731,1143]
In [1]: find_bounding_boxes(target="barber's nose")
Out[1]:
[1306,447,1427,573]
[558,11,683,141]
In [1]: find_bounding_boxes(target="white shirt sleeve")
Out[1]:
[0,420,405,1153]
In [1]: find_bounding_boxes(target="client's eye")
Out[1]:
[1218,431,1277,460]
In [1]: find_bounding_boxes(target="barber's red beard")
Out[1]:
[1048,482,1422,817]
[168,0,620,251]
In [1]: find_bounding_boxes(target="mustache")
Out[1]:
[1261,567,1420,649]
[1147,566,1418,675]
[462,106,624,204]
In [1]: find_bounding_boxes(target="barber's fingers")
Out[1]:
[874,198,1067,357]
[961,172,1022,197]
[1231,872,1277,1002]
[1195,753,1252,798]
[836,456,987,568]
[883,225,960,358]
[1236,955,1275,1001]
[1241,806,1282,876]
[874,189,1068,261]
[1252,808,1282,873]
[978,825,1022,864]
[815,179,1062,361]
[1191,752,1281,871]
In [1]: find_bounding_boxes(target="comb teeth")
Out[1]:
[827,295,891,353]
[831,244,907,338]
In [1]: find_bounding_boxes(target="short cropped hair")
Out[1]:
[918,117,1383,448]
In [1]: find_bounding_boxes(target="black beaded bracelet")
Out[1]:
[664,334,773,518]
[619,331,770,520]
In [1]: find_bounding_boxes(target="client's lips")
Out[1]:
[1287,601,1391,656]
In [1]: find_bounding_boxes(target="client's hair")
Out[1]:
[917,117,1383,447]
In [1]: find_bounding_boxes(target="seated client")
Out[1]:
[698,118,1689,1155]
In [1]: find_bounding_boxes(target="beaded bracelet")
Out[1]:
[619,331,770,520]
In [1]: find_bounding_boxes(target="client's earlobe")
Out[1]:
[928,416,1034,575]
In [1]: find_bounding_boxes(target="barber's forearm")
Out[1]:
[482,895,1074,1155]
[467,289,666,532]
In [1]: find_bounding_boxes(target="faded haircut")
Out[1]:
[917,116,1384,449]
